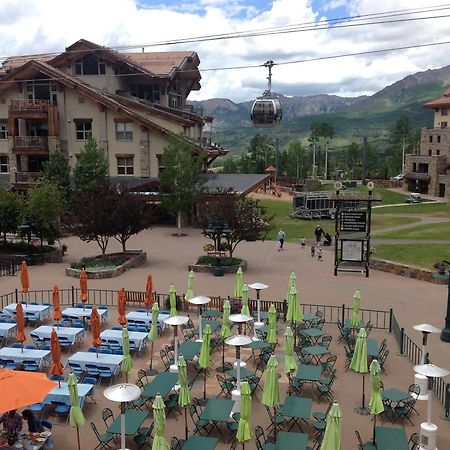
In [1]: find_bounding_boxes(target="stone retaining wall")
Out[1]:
[370,258,441,283]
[188,259,247,273]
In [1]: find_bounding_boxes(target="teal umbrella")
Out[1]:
[369,359,384,443]
[351,289,361,328]
[68,373,85,450]
[319,402,342,450]
[349,327,369,414]
[185,271,194,302]
[262,355,280,436]
[152,395,170,450]
[241,284,250,316]
[220,299,232,371]
[198,323,211,400]
[148,302,159,374]
[122,326,133,382]
[284,326,297,376]
[169,284,177,317]
[236,381,252,447]
[286,272,296,302]
[234,267,244,298]
[177,355,191,440]
[265,304,277,346]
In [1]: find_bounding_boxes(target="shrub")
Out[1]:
[70,254,128,269]
[229,297,242,314]
[0,241,55,254]
[196,256,243,267]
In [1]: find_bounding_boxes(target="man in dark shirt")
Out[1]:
[0,409,23,439]
[21,410,44,433]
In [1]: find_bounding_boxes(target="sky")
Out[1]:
[1,0,450,103]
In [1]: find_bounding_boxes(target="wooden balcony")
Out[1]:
[12,136,48,154]
[9,99,49,114]
[13,171,42,185]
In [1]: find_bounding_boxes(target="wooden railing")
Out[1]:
[14,172,42,184]
[12,136,48,152]
[9,99,49,113]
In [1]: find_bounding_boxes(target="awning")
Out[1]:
[404,172,431,182]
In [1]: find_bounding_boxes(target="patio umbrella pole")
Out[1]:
[76,427,81,450]
[184,406,188,441]
[120,402,126,450]
[203,370,207,400]
[372,414,377,444]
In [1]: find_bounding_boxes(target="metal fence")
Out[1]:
[0,258,21,277]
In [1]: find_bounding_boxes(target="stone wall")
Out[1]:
[188,259,247,274]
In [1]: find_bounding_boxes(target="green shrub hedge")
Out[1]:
[196,256,243,266]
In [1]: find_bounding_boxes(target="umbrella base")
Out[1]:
[354,406,370,415]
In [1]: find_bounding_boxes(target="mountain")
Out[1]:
[191,65,450,152]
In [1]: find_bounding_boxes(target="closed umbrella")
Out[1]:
[351,289,361,328]
[262,355,280,436]
[79,269,88,308]
[148,302,159,375]
[185,271,194,302]
[117,288,127,326]
[68,372,86,450]
[169,284,177,317]
[265,304,277,346]
[50,329,64,387]
[369,359,384,444]
[286,286,304,346]
[286,272,296,302]
[53,285,62,325]
[241,284,250,316]
[16,302,26,352]
[20,260,29,302]
[152,394,170,450]
[319,402,342,450]
[236,381,252,448]
[177,355,191,440]
[284,326,297,376]
[122,327,133,383]
[234,267,244,298]
[349,327,369,415]
[219,299,232,372]
[198,323,211,401]
[91,307,101,357]
[145,274,154,313]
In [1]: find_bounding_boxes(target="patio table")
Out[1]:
[32,325,85,344]
[225,366,255,380]
[381,388,411,423]
[199,398,234,440]
[179,340,202,361]
[66,352,123,373]
[126,310,169,329]
[100,329,148,351]
[193,320,221,336]
[300,327,324,344]
[4,303,50,321]
[107,409,148,435]
[367,337,379,359]
[202,310,222,320]
[344,318,365,330]
[301,345,329,365]
[43,382,94,406]
[182,435,218,450]
[0,323,17,338]
[278,396,312,432]
[295,364,322,382]
[252,311,269,321]
[275,431,308,450]
[62,307,108,320]
[375,426,409,450]
[245,339,271,362]
[142,372,178,399]
[0,347,50,367]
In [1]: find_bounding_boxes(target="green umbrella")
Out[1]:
[234,267,244,298]
[262,355,280,437]
[286,287,304,324]
[319,402,342,450]
[265,304,277,346]
[152,394,170,450]
[169,284,177,317]
[349,327,369,414]
[122,326,133,382]
[148,302,159,374]
[351,289,361,328]
[241,284,250,316]
[177,355,191,440]
[284,326,297,376]
[369,359,384,443]
[219,299,232,371]
[68,372,86,450]
[286,272,296,302]
[236,381,252,446]
[185,271,194,301]
[198,323,211,400]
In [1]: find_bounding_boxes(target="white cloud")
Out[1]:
[0,0,449,102]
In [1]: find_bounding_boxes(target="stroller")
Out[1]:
[323,232,332,246]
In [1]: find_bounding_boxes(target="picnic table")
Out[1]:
[107,409,148,435]
[66,352,123,373]
[62,307,108,320]
[182,435,218,450]
[44,382,94,406]
[199,398,234,440]
[142,372,178,399]
[0,323,17,338]
[179,340,201,361]
[275,431,308,450]
[0,347,50,368]
[126,310,169,329]
[4,303,51,321]
[375,426,409,450]
[100,329,148,351]
[32,325,85,344]
[278,396,312,431]
[301,345,329,365]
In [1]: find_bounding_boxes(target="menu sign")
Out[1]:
[339,211,367,232]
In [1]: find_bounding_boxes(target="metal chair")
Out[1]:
[189,403,210,435]
[102,408,114,428]
[170,436,182,450]
[23,359,39,372]
[133,422,154,449]
[355,430,377,450]
[98,366,114,385]
[90,422,113,450]
[408,432,419,450]
[216,374,234,398]
[264,405,286,436]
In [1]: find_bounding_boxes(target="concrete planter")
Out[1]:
[370,258,439,283]
[66,251,147,279]
[188,259,247,274]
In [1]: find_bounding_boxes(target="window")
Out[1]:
[0,156,8,173]
[117,156,134,175]
[130,84,160,103]
[429,149,432,156]
[437,150,440,155]
[429,135,433,143]
[0,121,7,140]
[442,107,448,116]
[115,122,133,141]
[74,120,92,140]
[74,54,106,75]
[156,154,165,176]
[441,122,448,129]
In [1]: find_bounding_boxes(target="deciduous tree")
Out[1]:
[0,188,24,241]
[42,149,71,200]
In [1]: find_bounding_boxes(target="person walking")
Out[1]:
[310,245,315,258]
[277,229,286,251]
[314,225,322,244]
[300,236,306,248]
[317,246,323,262]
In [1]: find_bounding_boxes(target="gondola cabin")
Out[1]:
[250,96,282,128]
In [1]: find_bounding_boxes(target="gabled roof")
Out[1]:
[205,174,270,196]
[423,87,450,109]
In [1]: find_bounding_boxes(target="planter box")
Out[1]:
[370,258,439,283]
[66,251,147,279]
[188,259,247,274]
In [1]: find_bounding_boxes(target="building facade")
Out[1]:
[0,39,227,191]
[404,87,450,198]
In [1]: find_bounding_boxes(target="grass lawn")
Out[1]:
[371,215,420,231]
[374,221,450,240]
[373,202,450,216]
[373,244,447,270]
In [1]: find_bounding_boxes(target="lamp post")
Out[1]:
[164,315,189,373]
[413,364,449,450]
[433,261,450,343]
[248,282,268,340]
[18,214,33,264]
[188,295,211,342]
[204,220,232,277]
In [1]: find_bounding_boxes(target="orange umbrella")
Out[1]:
[53,285,62,324]
[145,274,154,312]
[118,288,127,326]
[16,302,26,351]
[91,307,101,356]
[50,329,64,386]
[20,260,29,299]
[80,269,88,305]
[0,369,57,414]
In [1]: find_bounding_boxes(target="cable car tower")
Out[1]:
[250,60,282,128]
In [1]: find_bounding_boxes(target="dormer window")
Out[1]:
[442,107,448,116]
[75,54,106,75]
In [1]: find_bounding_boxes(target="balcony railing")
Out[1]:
[14,172,42,184]
[9,99,49,113]
[12,136,48,153]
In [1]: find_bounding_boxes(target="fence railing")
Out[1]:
[0,258,21,277]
